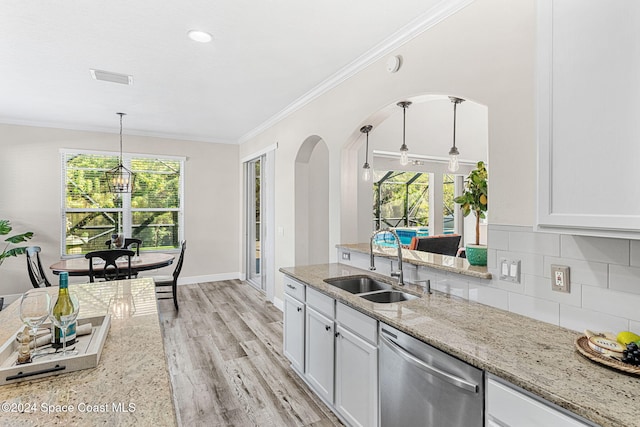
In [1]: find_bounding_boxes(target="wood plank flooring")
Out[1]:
[157,280,343,427]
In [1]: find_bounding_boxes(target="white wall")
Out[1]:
[240,0,535,300]
[0,123,240,298]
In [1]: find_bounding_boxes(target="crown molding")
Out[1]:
[238,0,476,145]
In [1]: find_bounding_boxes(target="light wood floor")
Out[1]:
[157,280,343,427]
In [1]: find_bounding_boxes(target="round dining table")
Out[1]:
[50,252,175,277]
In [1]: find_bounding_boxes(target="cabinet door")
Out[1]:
[335,325,377,427]
[283,294,305,373]
[305,306,335,404]
[537,0,640,237]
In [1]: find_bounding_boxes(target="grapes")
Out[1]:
[621,342,640,366]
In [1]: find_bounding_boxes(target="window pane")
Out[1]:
[132,211,180,250]
[443,174,455,234]
[65,211,122,254]
[131,158,181,209]
[373,171,429,228]
[66,153,121,208]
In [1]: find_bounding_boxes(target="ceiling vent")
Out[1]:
[90,69,133,85]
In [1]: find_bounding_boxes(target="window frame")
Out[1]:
[60,148,185,258]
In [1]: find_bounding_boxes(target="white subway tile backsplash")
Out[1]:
[487,248,497,269]
[582,286,640,322]
[560,235,629,265]
[469,283,509,310]
[509,231,560,256]
[434,274,469,299]
[559,305,629,334]
[630,241,640,267]
[508,293,559,325]
[523,274,582,307]
[543,257,608,288]
[488,230,509,251]
[609,265,640,295]
[630,320,640,333]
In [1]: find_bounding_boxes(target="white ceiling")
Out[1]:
[0,0,470,144]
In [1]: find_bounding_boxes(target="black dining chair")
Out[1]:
[25,246,53,288]
[104,238,142,256]
[152,240,186,310]
[85,249,135,282]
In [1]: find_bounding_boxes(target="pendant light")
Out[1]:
[447,96,465,172]
[397,101,412,166]
[360,125,373,182]
[105,112,136,193]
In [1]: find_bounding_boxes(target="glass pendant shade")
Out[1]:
[397,101,411,166]
[362,164,371,182]
[105,112,135,193]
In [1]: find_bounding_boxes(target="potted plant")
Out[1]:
[0,219,34,268]
[454,161,488,266]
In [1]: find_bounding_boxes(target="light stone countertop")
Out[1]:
[0,278,176,427]
[337,243,492,279]
[280,263,640,427]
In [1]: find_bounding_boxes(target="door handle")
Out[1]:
[325,325,331,331]
[296,307,302,312]
[380,334,478,393]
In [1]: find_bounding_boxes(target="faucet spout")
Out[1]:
[369,228,405,286]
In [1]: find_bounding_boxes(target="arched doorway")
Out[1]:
[295,136,330,265]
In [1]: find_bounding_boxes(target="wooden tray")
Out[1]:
[0,315,110,385]
[575,335,640,376]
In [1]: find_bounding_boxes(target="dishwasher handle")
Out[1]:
[380,334,479,393]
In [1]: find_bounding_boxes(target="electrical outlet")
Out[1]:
[551,264,570,293]
[341,252,351,261]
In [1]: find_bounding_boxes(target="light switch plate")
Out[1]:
[341,252,351,261]
[551,264,570,293]
[499,258,521,284]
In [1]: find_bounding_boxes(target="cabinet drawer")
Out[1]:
[284,276,306,302]
[307,287,334,319]
[336,302,377,344]
[487,378,590,427]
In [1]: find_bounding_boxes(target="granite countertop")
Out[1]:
[337,243,492,279]
[280,263,639,427]
[0,278,176,426]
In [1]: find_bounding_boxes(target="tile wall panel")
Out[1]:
[560,235,630,265]
[559,305,629,334]
[542,256,608,288]
[508,292,560,325]
[608,264,640,295]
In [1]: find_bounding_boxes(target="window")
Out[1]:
[62,150,184,256]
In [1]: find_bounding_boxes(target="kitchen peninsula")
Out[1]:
[0,278,176,426]
[281,263,639,427]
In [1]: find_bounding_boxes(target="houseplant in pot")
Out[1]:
[0,219,33,268]
[454,161,488,266]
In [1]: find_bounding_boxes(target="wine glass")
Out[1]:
[19,289,51,356]
[49,293,79,357]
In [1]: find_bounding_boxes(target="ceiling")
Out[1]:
[0,0,470,144]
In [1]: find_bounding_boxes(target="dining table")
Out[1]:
[49,252,175,277]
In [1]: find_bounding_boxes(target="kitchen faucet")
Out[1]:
[370,228,404,286]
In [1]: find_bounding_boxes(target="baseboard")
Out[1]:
[273,296,284,312]
[178,272,241,285]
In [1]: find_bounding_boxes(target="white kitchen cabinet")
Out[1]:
[335,324,377,427]
[487,377,591,427]
[305,306,335,404]
[283,294,305,373]
[537,0,640,238]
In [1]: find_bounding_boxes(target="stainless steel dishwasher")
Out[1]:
[379,323,484,427]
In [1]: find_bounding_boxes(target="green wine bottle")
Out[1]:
[51,272,76,348]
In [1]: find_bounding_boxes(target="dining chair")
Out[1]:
[25,246,53,288]
[152,240,186,310]
[85,249,135,282]
[104,238,142,256]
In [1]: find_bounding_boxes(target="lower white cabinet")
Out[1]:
[487,377,591,427]
[305,306,335,404]
[283,294,305,373]
[335,324,377,427]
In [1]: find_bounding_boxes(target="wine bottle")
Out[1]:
[51,272,77,348]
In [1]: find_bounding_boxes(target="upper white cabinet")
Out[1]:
[537,0,640,238]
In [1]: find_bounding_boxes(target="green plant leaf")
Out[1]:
[4,232,33,244]
[0,220,11,236]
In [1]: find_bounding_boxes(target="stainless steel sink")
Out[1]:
[359,290,418,303]
[324,276,393,294]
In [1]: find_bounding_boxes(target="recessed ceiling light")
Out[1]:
[187,30,213,43]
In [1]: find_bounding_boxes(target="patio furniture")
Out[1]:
[409,234,462,257]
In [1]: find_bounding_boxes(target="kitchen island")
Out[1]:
[0,278,176,426]
[280,263,639,427]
